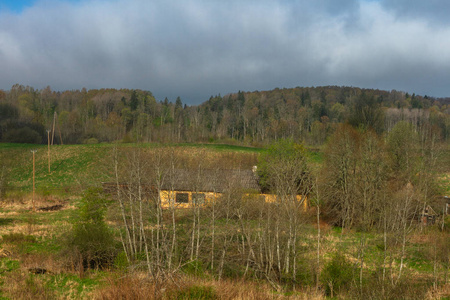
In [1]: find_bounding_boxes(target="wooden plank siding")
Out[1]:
[102,168,308,210]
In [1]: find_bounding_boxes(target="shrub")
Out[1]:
[182,260,205,277]
[295,256,316,287]
[113,251,129,271]
[321,252,354,297]
[61,188,117,270]
[2,127,42,144]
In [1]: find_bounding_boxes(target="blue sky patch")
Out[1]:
[0,0,37,13]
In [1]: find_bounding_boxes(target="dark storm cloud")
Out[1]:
[0,0,449,104]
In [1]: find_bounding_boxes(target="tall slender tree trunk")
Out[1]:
[113,147,134,261]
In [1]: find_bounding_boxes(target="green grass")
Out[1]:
[0,258,20,273]
[45,272,102,298]
[1,232,36,244]
[308,150,324,164]
[172,142,265,153]
[1,142,325,194]
[0,142,284,195]
[0,219,14,226]
[1,143,111,192]
[0,258,20,299]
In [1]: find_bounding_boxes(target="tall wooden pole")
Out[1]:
[51,112,56,145]
[47,130,51,173]
[31,150,37,211]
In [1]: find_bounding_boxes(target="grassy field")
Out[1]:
[0,142,323,194]
[1,143,112,194]
[4,141,446,197]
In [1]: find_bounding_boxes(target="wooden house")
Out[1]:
[103,168,307,210]
[159,168,261,208]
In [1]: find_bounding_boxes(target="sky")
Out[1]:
[1,0,450,104]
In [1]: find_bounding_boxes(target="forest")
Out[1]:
[0,84,449,145]
[0,84,449,299]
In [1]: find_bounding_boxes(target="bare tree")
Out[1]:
[258,139,312,282]
[322,124,360,231]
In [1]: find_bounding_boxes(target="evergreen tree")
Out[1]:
[130,90,139,111]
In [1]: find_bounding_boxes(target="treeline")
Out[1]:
[0,84,449,145]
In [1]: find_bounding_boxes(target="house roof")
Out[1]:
[102,168,262,195]
[160,168,261,193]
[422,205,438,216]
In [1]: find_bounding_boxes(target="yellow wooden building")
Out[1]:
[103,168,307,210]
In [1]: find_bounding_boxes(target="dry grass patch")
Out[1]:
[424,282,450,299]
[0,194,75,211]
[0,220,70,238]
[1,270,56,300]
[92,273,325,299]
[20,252,64,275]
[0,195,75,237]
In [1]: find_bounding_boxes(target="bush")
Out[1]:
[295,256,316,287]
[61,188,117,270]
[321,252,354,297]
[2,127,42,144]
[113,251,129,271]
[182,260,205,277]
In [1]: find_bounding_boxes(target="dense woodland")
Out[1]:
[0,84,449,145]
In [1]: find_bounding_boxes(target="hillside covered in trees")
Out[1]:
[0,84,449,145]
